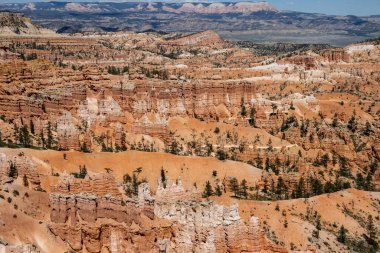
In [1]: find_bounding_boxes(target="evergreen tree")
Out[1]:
[30,119,35,135]
[338,156,351,177]
[365,173,374,191]
[229,178,239,197]
[276,176,285,196]
[320,153,329,168]
[202,181,213,198]
[215,184,223,196]
[263,178,268,194]
[241,103,247,117]
[347,114,357,133]
[160,167,167,188]
[273,157,281,175]
[311,177,323,196]
[47,122,54,149]
[337,225,347,243]
[369,160,378,175]
[79,165,87,179]
[355,172,366,190]
[216,149,226,160]
[295,177,306,198]
[300,120,307,137]
[23,174,29,187]
[255,155,263,169]
[315,215,321,238]
[240,179,248,199]
[249,107,257,127]
[123,173,132,184]
[39,130,45,148]
[367,215,377,241]
[132,173,139,196]
[8,162,17,178]
[364,121,372,136]
[124,184,133,197]
[19,125,31,147]
[120,132,127,151]
[265,157,270,171]
[323,181,335,193]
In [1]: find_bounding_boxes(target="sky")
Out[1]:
[0,0,379,16]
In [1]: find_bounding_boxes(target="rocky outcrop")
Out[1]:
[0,11,56,36]
[165,30,225,47]
[0,152,40,186]
[155,198,286,253]
[49,175,287,252]
[57,111,80,150]
[321,49,349,62]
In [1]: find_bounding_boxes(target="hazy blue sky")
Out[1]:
[1,0,380,16]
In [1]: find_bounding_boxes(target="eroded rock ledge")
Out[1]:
[49,173,287,252]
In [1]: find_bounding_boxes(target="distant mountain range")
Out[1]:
[3,1,278,13]
[1,1,380,46]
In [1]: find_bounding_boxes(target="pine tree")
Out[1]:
[20,125,31,147]
[276,176,285,196]
[295,177,305,198]
[255,155,263,169]
[367,215,377,241]
[323,181,335,193]
[265,157,270,171]
[30,119,35,135]
[202,181,213,198]
[79,165,87,179]
[160,167,167,188]
[215,184,223,196]
[241,103,247,117]
[347,114,357,133]
[320,153,329,168]
[311,177,323,196]
[338,156,351,177]
[284,219,288,228]
[121,132,127,151]
[240,179,248,199]
[8,162,17,178]
[23,174,29,187]
[123,173,132,184]
[229,178,239,197]
[47,122,54,149]
[364,121,372,136]
[263,178,268,194]
[132,173,139,196]
[337,225,347,243]
[249,107,257,127]
[39,130,45,148]
[314,215,321,238]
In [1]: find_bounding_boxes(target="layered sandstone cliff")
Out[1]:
[48,174,287,253]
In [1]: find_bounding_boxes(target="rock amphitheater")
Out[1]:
[0,11,379,253]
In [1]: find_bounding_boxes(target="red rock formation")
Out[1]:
[165,30,225,47]
[49,175,287,253]
[321,49,349,62]
[0,152,40,186]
